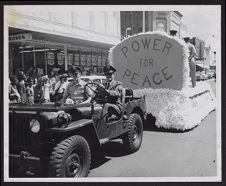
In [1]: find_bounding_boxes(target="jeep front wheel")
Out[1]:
[122,113,143,153]
[48,135,91,177]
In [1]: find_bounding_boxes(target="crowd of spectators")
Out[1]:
[9,68,71,104]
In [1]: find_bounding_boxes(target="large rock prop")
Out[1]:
[109,31,216,130]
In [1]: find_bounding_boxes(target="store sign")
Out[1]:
[81,55,86,66]
[74,54,80,66]
[98,55,102,66]
[102,56,107,66]
[67,53,73,65]
[87,55,91,66]
[47,52,55,65]
[92,55,97,66]
[57,53,64,65]
[9,33,32,42]
[110,33,184,90]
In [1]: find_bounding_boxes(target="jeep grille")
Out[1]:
[9,114,41,151]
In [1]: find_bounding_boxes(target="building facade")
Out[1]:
[120,11,183,39]
[204,46,216,70]
[7,7,121,76]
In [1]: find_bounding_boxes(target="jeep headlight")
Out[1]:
[29,119,40,133]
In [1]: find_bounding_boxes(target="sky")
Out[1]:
[179,6,221,50]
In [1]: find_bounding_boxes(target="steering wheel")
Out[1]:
[84,82,108,104]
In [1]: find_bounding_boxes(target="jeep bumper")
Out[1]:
[9,153,40,168]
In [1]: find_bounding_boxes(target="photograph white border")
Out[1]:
[3,5,222,182]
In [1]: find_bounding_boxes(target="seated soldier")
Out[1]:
[58,66,92,105]
[99,65,123,122]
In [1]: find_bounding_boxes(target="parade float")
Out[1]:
[109,31,216,131]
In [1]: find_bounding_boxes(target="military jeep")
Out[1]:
[9,83,146,177]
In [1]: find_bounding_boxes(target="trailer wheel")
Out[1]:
[122,113,143,153]
[48,135,91,177]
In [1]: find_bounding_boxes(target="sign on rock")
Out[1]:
[110,33,184,90]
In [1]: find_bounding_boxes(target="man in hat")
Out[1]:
[169,29,178,37]
[99,65,123,122]
[58,66,92,104]
[183,36,197,87]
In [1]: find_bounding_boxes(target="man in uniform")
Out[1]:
[98,65,123,121]
[59,66,92,105]
[183,36,197,87]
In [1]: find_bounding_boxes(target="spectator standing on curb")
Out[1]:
[17,71,27,103]
[42,76,52,103]
[26,78,35,104]
[9,75,21,103]
[34,78,43,103]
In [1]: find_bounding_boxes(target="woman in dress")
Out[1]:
[9,76,21,103]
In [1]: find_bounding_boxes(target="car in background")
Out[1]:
[196,72,201,81]
[200,72,208,81]
[208,70,215,79]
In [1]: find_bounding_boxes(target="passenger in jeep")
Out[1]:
[99,65,123,121]
[57,66,92,105]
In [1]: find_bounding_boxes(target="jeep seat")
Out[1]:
[121,88,133,105]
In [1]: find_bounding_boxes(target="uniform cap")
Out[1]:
[103,65,116,74]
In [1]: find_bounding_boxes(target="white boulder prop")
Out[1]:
[109,31,216,130]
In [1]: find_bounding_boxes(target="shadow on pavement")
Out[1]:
[91,140,132,170]
[144,114,196,133]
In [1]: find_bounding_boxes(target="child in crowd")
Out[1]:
[26,78,35,105]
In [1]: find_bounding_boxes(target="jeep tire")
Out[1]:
[122,113,143,153]
[48,135,91,177]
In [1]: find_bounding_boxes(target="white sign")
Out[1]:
[110,33,184,90]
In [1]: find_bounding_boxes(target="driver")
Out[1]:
[99,65,123,121]
[59,66,92,105]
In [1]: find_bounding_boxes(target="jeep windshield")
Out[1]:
[9,102,91,112]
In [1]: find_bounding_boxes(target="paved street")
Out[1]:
[10,79,217,178]
[89,78,217,177]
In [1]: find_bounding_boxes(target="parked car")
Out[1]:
[9,84,146,177]
[213,72,216,80]
[200,72,208,81]
[208,70,215,79]
[196,72,201,81]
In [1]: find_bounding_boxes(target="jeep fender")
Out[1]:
[46,119,100,147]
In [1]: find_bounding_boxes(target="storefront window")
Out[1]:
[67,46,81,68]
[33,42,46,76]
[46,44,65,75]
[21,41,34,75]
[9,42,23,75]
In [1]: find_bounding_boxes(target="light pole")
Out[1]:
[143,11,145,33]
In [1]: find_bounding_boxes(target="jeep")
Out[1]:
[9,83,146,177]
